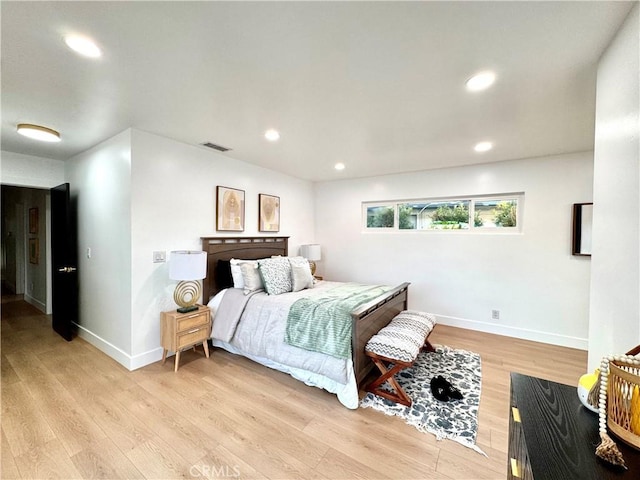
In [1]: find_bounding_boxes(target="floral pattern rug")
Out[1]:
[360,344,485,455]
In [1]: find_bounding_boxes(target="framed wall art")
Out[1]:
[29,238,39,264]
[216,186,245,231]
[29,207,38,234]
[259,194,280,232]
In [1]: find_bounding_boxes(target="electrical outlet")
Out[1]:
[491,309,500,320]
[153,251,166,263]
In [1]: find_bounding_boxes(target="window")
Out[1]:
[363,194,522,233]
[366,204,395,229]
[398,201,471,230]
[474,198,518,229]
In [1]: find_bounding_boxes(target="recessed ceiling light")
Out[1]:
[64,35,102,58]
[466,71,496,91]
[474,141,493,153]
[264,129,280,141]
[17,124,61,143]
[334,163,345,171]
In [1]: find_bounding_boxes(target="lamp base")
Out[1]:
[174,280,202,314]
[177,305,199,314]
[309,261,317,276]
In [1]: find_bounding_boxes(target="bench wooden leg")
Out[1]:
[365,355,413,407]
[423,338,436,353]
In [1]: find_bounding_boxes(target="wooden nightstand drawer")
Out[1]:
[177,311,209,332]
[508,384,532,480]
[161,305,211,372]
[177,325,209,349]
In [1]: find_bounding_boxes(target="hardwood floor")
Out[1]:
[1,296,587,479]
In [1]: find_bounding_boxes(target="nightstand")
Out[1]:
[160,305,211,372]
[314,275,323,281]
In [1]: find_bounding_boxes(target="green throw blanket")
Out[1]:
[285,283,392,359]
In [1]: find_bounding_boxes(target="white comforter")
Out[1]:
[207,281,359,408]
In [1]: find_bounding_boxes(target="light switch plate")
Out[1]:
[153,251,166,263]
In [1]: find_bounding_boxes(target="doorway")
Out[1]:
[1,185,51,314]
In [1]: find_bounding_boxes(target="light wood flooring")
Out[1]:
[1,296,587,479]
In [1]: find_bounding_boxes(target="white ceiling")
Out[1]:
[1,1,635,181]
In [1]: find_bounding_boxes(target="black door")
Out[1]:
[50,183,78,341]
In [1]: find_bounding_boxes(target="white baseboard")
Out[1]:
[74,323,164,371]
[73,314,586,371]
[130,346,165,370]
[435,314,588,350]
[24,294,46,313]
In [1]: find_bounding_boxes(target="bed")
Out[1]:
[201,236,409,408]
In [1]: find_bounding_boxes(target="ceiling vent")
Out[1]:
[201,142,231,152]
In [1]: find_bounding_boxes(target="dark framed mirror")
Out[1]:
[572,203,593,256]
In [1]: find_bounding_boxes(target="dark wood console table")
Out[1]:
[509,372,640,479]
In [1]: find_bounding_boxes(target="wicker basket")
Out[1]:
[607,359,640,450]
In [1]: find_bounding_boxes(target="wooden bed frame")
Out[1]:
[200,236,409,387]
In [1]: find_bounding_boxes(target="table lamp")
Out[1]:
[170,250,207,313]
[299,244,321,276]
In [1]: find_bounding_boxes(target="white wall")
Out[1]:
[66,130,133,362]
[315,152,593,349]
[588,4,640,370]
[129,130,315,366]
[0,151,65,188]
[51,128,314,370]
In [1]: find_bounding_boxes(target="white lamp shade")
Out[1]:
[299,244,321,261]
[169,251,207,280]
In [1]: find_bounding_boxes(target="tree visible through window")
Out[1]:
[475,199,518,228]
[366,205,394,228]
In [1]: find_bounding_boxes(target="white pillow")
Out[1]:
[230,259,257,289]
[239,261,264,295]
[289,257,314,292]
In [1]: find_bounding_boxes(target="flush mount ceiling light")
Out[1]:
[17,124,61,142]
[264,129,280,141]
[334,162,345,171]
[474,141,493,153]
[64,35,102,58]
[466,71,496,91]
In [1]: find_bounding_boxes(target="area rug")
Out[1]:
[360,344,485,455]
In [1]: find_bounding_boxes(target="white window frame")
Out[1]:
[363,193,524,234]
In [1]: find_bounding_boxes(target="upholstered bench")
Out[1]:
[364,310,437,406]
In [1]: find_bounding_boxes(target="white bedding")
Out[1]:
[207,281,360,409]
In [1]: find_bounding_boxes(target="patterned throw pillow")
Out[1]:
[258,257,292,295]
[289,257,314,292]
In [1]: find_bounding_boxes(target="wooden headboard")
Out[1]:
[200,236,289,301]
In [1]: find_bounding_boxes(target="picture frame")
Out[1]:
[29,207,38,234]
[216,186,245,231]
[259,194,280,232]
[29,238,39,264]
